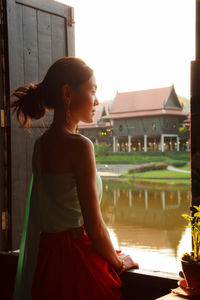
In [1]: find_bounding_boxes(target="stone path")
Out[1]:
[96,164,134,177]
[167,166,190,173]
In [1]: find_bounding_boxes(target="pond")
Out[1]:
[100,178,192,274]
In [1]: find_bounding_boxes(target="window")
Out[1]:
[119,124,123,132]
[2,0,195,286]
[100,130,107,135]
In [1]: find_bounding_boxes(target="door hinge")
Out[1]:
[68,7,75,26]
[2,211,9,230]
[1,109,5,127]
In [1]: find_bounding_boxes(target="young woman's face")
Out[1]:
[70,74,99,123]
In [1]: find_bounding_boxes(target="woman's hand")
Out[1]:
[118,251,139,271]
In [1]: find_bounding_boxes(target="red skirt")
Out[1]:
[32,227,123,300]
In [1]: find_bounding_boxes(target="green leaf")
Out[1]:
[182,214,193,222]
[193,205,200,212]
[194,212,200,218]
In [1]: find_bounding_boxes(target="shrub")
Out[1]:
[94,142,112,156]
[128,162,168,173]
[165,160,187,168]
[166,151,190,161]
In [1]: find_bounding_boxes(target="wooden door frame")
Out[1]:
[0,0,12,251]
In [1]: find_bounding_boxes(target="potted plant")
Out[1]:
[181,205,200,290]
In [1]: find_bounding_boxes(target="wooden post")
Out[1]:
[144,134,147,152]
[161,134,164,152]
[177,136,180,152]
[113,136,116,152]
[128,135,131,152]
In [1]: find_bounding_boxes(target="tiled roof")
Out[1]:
[102,86,187,119]
[110,86,172,113]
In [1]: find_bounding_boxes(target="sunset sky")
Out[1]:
[56,0,195,102]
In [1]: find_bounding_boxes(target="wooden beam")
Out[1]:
[196,0,200,59]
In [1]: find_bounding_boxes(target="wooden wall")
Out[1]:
[113,115,184,137]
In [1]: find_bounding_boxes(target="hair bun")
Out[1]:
[10,81,46,129]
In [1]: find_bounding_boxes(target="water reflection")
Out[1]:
[101,179,192,274]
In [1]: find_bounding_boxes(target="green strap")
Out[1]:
[12,173,34,300]
[13,133,43,300]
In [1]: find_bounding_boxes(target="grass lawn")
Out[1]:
[96,155,164,164]
[95,151,190,165]
[119,169,191,184]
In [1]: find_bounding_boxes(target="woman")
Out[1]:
[10,56,139,300]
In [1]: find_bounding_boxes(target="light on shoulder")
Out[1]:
[72,135,95,172]
[76,134,94,149]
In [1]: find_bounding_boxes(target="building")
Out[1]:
[78,85,189,152]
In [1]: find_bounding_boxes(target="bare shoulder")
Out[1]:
[70,133,94,150]
[69,134,95,170]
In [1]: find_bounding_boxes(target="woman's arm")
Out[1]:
[73,136,122,271]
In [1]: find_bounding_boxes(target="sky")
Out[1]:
[56,0,195,102]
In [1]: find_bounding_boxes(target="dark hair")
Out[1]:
[9,56,94,129]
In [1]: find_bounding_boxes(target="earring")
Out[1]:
[65,99,71,124]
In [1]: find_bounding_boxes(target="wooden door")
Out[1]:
[4,0,75,250]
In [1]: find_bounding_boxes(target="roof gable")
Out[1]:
[101,106,107,117]
[78,102,111,129]
[164,85,182,109]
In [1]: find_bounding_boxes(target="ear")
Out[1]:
[61,84,72,102]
